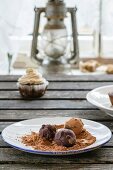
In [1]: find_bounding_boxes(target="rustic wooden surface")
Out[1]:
[0,74,113,170]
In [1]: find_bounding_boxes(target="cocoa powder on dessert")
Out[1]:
[21,128,96,151]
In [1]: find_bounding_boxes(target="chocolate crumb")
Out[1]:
[21,126,96,152]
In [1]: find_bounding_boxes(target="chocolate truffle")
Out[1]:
[108,92,113,105]
[79,60,100,73]
[64,118,84,135]
[39,125,56,141]
[54,128,76,147]
[106,64,113,74]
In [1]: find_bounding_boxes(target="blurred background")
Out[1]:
[0,0,113,74]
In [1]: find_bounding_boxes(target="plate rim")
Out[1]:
[1,117,112,155]
[86,85,113,111]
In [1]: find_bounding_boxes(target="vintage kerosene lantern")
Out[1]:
[31,0,79,65]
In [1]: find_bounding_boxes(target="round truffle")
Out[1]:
[39,124,56,141]
[64,118,84,135]
[108,92,113,105]
[54,128,76,147]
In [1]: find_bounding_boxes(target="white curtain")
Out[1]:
[0,0,112,73]
[0,0,36,73]
[0,0,100,54]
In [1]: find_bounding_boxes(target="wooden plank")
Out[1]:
[0,148,113,163]
[0,100,95,109]
[0,135,9,147]
[49,82,113,90]
[0,91,88,99]
[0,82,113,90]
[0,110,112,121]
[0,74,113,82]
[0,164,113,170]
[38,74,113,82]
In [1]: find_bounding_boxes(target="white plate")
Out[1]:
[87,85,113,117]
[2,117,111,155]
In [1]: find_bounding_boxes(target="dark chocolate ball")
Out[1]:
[54,128,76,147]
[39,124,56,141]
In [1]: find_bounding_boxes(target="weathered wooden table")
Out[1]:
[0,74,113,170]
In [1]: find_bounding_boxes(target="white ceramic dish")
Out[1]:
[87,85,113,117]
[2,117,112,155]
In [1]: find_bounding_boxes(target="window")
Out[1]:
[0,0,113,74]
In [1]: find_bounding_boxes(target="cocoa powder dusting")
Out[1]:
[21,127,96,152]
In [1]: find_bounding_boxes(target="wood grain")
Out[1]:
[0,110,112,121]
[0,75,113,168]
[0,100,95,109]
[1,148,113,163]
[0,74,113,82]
[0,90,88,99]
[0,164,113,170]
[0,82,112,90]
